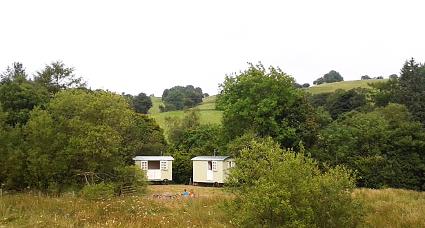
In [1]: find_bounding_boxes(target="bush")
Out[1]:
[225,137,363,227]
[80,182,115,200]
[113,166,148,195]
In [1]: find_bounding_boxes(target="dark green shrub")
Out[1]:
[113,165,147,195]
[225,137,363,227]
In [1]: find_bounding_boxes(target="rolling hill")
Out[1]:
[305,79,387,94]
[148,95,222,129]
[149,79,388,129]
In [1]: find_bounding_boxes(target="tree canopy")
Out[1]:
[161,85,204,111]
[312,104,425,190]
[34,61,86,94]
[313,70,344,85]
[217,63,319,149]
[226,136,362,227]
[0,61,165,192]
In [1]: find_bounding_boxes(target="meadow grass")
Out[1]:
[148,96,164,115]
[0,185,230,228]
[354,188,425,228]
[305,79,387,94]
[1,186,424,227]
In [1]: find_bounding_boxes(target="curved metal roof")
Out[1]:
[133,156,174,161]
[191,156,230,161]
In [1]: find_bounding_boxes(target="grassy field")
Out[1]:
[0,185,229,228]
[148,80,388,129]
[354,188,425,228]
[149,96,223,129]
[1,186,424,227]
[148,96,164,115]
[149,80,389,130]
[306,79,387,94]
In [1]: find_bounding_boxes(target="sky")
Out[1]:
[1,0,424,96]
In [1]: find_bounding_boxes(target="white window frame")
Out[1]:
[141,161,148,171]
[212,161,218,171]
[160,161,168,171]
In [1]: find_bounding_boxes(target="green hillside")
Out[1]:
[149,80,388,129]
[148,96,164,114]
[149,95,222,129]
[306,79,387,94]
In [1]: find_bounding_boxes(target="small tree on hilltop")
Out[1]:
[314,70,344,85]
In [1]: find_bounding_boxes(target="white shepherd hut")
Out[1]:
[133,156,174,182]
[191,156,235,185]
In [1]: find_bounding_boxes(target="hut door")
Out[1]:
[207,161,213,181]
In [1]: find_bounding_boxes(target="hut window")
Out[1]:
[148,161,160,169]
[160,161,168,170]
[141,161,148,170]
[208,161,212,170]
[228,161,235,168]
[212,161,218,171]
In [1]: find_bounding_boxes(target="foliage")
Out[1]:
[113,165,147,195]
[80,182,115,200]
[161,85,204,111]
[369,77,399,107]
[225,136,363,227]
[313,104,425,190]
[0,62,27,83]
[34,61,86,94]
[389,74,398,79]
[370,58,425,125]
[0,63,49,125]
[313,70,344,85]
[395,58,425,124]
[309,88,369,119]
[325,88,369,119]
[124,92,152,114]
[124,114,167,157]
[361,75,371,80]
[166,110,223,183]
[308,92,332,108]
[217,63,319,149]
[0,89,165,192]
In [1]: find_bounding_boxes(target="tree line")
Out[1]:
[1,58,424,226]
[0,61,166,194]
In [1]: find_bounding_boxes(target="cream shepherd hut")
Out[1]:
[133,156,173,182]
[192,156,235,185]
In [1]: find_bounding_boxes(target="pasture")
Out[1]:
[305,79,387,94]
[1,185,424,228]
[149,96,223,129]
[149,80,389,130]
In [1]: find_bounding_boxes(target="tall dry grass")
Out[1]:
[0,185,231,227]
[1,186,424,227]
[353,188,425,228]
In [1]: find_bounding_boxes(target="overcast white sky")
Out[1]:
[1,0,424,96]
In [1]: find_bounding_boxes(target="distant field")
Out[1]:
[149,96,223,129]
[148,96,164,114]
[306,79,387,94]
[1,186,424,227]
[149,80,389,129]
